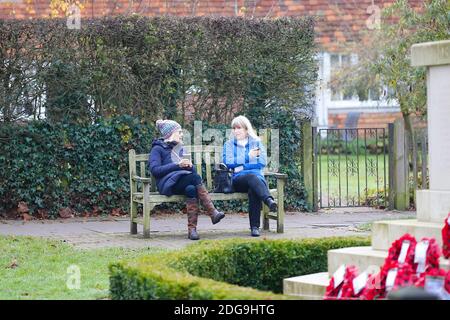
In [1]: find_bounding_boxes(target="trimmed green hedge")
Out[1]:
[109,236,370,299]
[1,16,316,126]
[0,116,154,217]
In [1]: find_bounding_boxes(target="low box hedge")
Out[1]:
[109,236,370,299]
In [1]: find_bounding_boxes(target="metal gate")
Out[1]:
[314,128,389,208]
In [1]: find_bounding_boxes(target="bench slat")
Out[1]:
[135,154,148,161]
[184,145,222,153]
[195,151,202,177]
[140,162,146,178]
[132,190,278,203]
[205,152,212,190]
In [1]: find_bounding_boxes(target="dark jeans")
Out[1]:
[232,174,272,229]
[172,173,202,198]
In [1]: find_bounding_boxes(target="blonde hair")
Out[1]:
[230,115,260,140]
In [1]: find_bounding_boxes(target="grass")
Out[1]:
[0,235,166,300]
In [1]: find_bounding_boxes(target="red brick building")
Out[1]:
[1,0,424,128]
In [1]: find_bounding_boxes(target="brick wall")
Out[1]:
[328,112,402,128]
[355,112,402,128]
[328,112,426,129]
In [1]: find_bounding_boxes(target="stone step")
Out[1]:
[283,272,329,300]
[372,219,443,251]
[327,246,449,276]
[328,246,387,276]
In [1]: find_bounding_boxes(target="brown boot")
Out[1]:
[186,198,200,240]
[196,185,225,224]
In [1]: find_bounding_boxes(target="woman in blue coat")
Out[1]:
[222,115,277,237]
[149,119,225,240]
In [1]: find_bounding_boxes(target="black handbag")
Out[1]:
[213,163,234,193]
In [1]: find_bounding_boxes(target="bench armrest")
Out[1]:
[264,172,288,180]
[132,175,152,183]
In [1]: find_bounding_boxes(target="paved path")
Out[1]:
[0,207,416,250]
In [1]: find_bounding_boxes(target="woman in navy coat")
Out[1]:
[149,119,225,240]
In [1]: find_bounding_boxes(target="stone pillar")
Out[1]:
[411,40,450,223]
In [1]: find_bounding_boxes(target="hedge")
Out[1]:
[0,115,154,217]
[109,236,370,299]
[0,16,316,125]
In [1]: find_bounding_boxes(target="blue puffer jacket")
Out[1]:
[222,136,267,185]
[148,139,194,196]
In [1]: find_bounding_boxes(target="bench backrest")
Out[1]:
[129,132,271,192]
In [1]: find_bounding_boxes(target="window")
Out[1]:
[326,52,398,105]
[319,52,399,110]
[330,53,354,101]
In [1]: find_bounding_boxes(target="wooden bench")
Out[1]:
[128,144,287,238]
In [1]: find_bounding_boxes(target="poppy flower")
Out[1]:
[442,213,450,259]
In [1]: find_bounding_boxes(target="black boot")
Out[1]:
[264,197,278,212]
[251,227,260,237]
[188,228,200,240]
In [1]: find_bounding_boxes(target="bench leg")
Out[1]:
[262,204,270,231]
[276,179,285,233]
[143,204,154,239]
[130,200,138,235]
[143,184,151,238]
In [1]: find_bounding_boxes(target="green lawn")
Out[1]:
[318,154,389,207]
[0,236,166,300]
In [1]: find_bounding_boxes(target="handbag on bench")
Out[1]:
[213,163,234,193]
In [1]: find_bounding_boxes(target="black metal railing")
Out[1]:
[314,128,388,208]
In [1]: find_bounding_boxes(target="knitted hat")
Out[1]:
[155,119,182,140]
